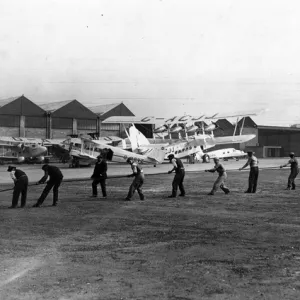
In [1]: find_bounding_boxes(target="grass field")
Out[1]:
[1,168,300,300]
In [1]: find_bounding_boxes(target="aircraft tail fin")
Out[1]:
[128,125,165,163]
[128,125,150,151]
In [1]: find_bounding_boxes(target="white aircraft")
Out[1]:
[68,135,166,165]
[45,135,127,167]
[103,109,265,162]
[124,124,253,162]
[0,141,48,163]
[203,148,247,162]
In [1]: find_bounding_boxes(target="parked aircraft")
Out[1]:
[103,109,266,139]
[52,135,128,167]
[68,136,165,165]
[0,142,48,163]
[203,148,247,162]
[103,110,266,162]
[124,124,254,162]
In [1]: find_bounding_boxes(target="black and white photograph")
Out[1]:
[1,1,300,299]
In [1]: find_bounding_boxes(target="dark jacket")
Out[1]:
[173,158,184,173]
[14,169,27,179]
[39,165,63,183]
[91,160,108,179]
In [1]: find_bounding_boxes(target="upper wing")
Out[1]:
[102,116,162,124]
[102,115,206,125]
[207,109,268,120]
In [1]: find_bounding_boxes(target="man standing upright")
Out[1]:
[167,154,185,198]
[33,164,63,207]
[205,157,230,195]
[91,154,107,198]
[125,158,145,201]
[239,151,259,193]
[280,152,299,190]
[7,165,28,208]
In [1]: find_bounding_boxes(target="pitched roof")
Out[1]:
[88,103,120,116]
[39,100,74,113]
[0,96,22,107]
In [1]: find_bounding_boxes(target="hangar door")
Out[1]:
[263,146,281,157]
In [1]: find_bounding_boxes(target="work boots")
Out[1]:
[221,186,230,195]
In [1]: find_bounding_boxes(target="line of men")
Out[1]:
[5,151,299,208]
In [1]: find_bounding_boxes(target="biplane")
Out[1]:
[102,109,266,162]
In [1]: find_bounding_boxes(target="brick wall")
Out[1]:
[25,128,47,138]
[51,129,73,138]
[0,127,20,136]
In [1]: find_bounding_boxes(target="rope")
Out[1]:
[0,166,289,193]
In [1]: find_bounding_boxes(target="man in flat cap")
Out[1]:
[239,151,259,193]
[33,164,63,207]
[280,152,299,190]
[7,165,28,208]
[205,157,230,195]
[91,154,108,198]
[167,154,185,198]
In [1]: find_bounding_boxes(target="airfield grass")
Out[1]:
[1,169,300,300]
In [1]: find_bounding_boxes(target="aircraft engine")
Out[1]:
[170,125,183,133]
[36,156,44,162]
[186,125,199,133]
[17,156,25,163]
[204,122,223,132]
[153,125,168,133]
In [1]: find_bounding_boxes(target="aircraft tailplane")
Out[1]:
[145,147,165,163]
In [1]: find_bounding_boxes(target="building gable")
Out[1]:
[51,100,97,119]
[99,103,135,121]
[0,95,45,116]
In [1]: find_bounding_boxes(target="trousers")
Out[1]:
[92,178,107,197]
[12,176,28,207]
[127,174,144,200]
[246,167,259,193]
[171,170,185,197]
[37,178,63,205]
[211,173,229,194]
[288,168,299,189]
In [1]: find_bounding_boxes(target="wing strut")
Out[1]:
[240,117,245,135]
[233,117,239,137]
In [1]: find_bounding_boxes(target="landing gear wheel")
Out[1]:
[202,154,210,163]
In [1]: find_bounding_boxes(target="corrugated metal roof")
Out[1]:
[39,100,74,113]
[88,103,120,115]
[0,96,22,107]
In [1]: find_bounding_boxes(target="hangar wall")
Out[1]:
[0,97,135,139]
[0,96,46,138]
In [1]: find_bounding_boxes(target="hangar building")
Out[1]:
[0,96,136,139]
[40,100,98,138]
[0,95,46,138]
[237,117,300,158]
[88,102,152,138]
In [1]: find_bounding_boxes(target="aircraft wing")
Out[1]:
[207,108,267,119]
[98,136,123,144]
[102,115,206,125]
[81,137,165,164]
[102,116,162,124]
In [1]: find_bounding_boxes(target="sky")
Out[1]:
[1,0,300,125]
